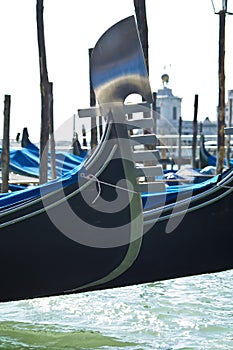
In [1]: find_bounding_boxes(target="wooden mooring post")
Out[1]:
[89,48,98,150]
[216,9,226,174]
[152,92,157,137]
[192,94,198,169]
[1,95,11,193]
[36,0,51,184]
[226,97,232,168]
[82,124,87,148]
[48,82,56,179]
[178,116,182,169]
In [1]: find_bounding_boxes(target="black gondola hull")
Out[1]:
[1,163,233,302]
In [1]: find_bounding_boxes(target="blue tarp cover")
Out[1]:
[0,155,220,211]
[0,161,83,209]
[141,174,219,210]
[0,143,221,210]
[0,145,85,179]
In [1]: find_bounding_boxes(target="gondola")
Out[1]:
[0,16,233,303]
[199,133,233,168]
[0,142,85,179]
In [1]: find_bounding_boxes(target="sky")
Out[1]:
[1,0,233,142]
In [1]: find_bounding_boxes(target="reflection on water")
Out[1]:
[0,269,233,349]
[0,321,134,349]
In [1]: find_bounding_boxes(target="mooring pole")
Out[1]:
[89,48,97,149]
[216,9,226,174]
[226,97,232,167]
[211,0,233,172]
[1,95,11,193]
[192,94,198,169]
[36,0,50,184]
[178,116,182,169]
[82,124,87,148]
[48,82,56,179]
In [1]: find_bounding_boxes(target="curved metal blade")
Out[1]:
[90,16,152,105]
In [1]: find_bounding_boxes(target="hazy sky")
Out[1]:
[0,0,233,142]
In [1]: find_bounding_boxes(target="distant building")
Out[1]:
[156,85,182,134]
[154,74,217,136]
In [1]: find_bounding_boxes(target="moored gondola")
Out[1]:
[0,16,233,303]
[199,133,233,168]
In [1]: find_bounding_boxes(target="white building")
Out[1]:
[153,73,181,135]
[154,74,217,136]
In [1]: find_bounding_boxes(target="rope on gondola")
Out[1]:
[80,172,139,204]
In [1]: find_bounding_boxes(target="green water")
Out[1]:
[0,270,232,349]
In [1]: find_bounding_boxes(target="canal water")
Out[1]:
[0,269,232,349]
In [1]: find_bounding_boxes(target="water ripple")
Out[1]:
[0,270,233,349]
